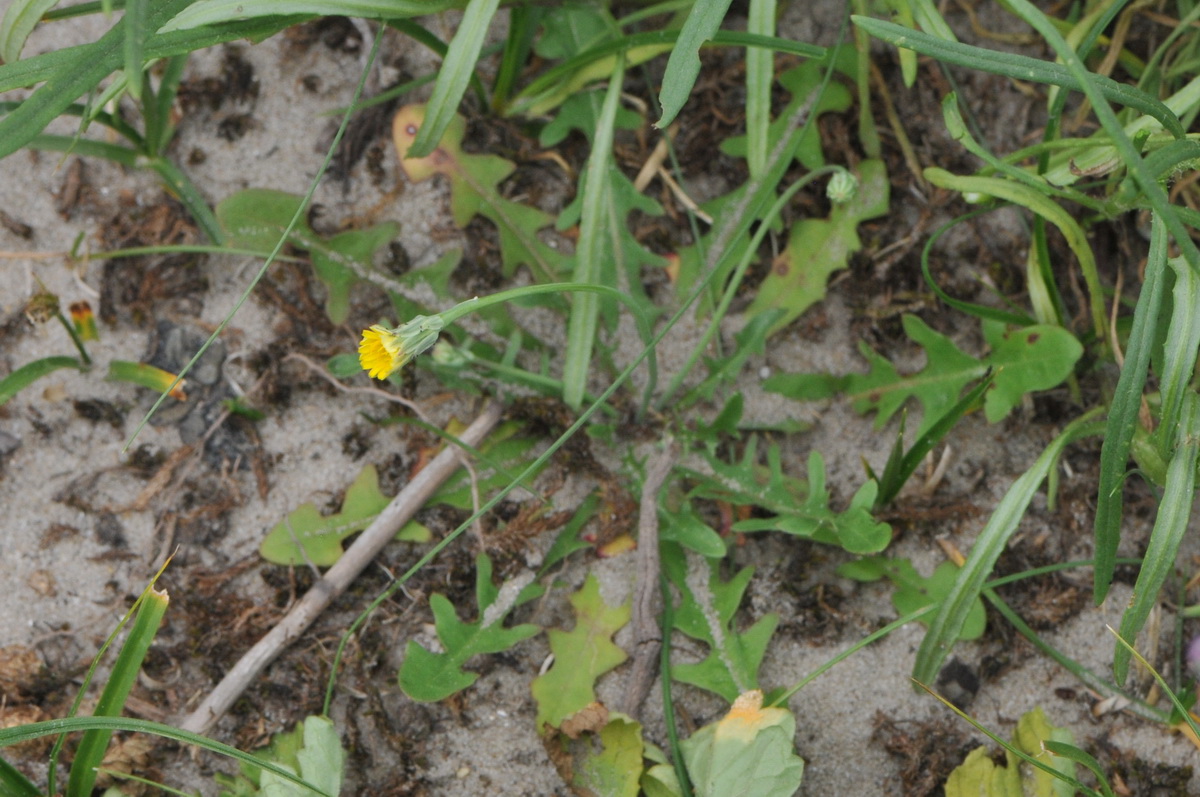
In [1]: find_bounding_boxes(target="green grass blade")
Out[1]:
[1153,256,1200,450]
[0,0,191,161]
[563,57,625,410]
[916,682,1106,797]
[406,0,499,159]
[852,15,1184,139]
[66,589,168,797]
[1109,626,1200,741]
[0,0,61,63]
[1095,212,1168,603]
[913,412,1104,685]
[0,754,41,797]
[0,356,84,406]
[123,0,147,100]
[1113,391,1200,684]
[745,0,775,178]
[1041,742,1116,797]
[158,0,459,32]
[0,716,331,797]
[657,0,734,128]
[875,370,994,508]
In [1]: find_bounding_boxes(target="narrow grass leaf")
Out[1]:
[745,0,775,178]
[657,0,734,128]
[407,0,500,159]
[0,755,40,797]
[1113,392,1200,684]
[66,589,168,797]
[0,0,192,161]
[123,0,147,100]
[852,16,1184,138]
[158,0,457,32]
[1108,626,1200,742]
[913,413,1103,685]
[0,0,60,64]
[0,356,84,406]
[1095,213,1168,604]
[1152,257,1200,450]
[563,56,624,409]
[1041,742,1116,797]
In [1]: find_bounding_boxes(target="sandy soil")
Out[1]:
[1,5,1198,796]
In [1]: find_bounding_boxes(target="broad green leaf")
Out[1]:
[0,356,84,406]
[393,104,563,283]
[665,553,776,702]
[572,713,644,797]
[399,553,542,702]
[681,691,804,797]
[531,575,631,734]
[216,715,344,797]
[216,188,399,324]
[259,465,430,567]
[743,159,889,335]
[768,315,1082,439]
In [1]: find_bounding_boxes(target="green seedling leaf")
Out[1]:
[216,188,399,324]
[216,715,344,797]
[743,159,889,335]
[0,356,84,406]
[532,575,631,734]
[681,690,805,797]
[544,708,645,797]
[838,556,986,641]
[658,0,735,128]
[944,706,1075,797]
[393,104,563,283]
[768,315,1081,438]
[665,550,777,702]
[686,443,891,554]
[399,553,542,702]
[259,464,430,567]
[661,503,727,559]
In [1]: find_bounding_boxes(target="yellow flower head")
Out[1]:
[358,315,445,380]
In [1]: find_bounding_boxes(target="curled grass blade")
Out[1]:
[1095,212,1168,604]
[563,56,624,410]
[406,0,499,159]
[1041,742,1116,797]
[0,0,61,64]
[657,0,734,128]
[913,412,1104,685]
[0,356,84,406]
[1113,391,1200,684]
[923,167,1106,337]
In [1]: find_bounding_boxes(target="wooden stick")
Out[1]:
[178,400,505,735]
[621,439,679,719]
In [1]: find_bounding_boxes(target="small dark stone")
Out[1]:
[73,399,125,429]
[94,512,127,548]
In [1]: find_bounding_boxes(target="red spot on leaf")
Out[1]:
[1028,333,1040,343]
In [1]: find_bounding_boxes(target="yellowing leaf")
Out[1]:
[681,690,805,797]
[531,575,631,733]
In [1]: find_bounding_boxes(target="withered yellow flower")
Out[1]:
[358,315,444,380]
